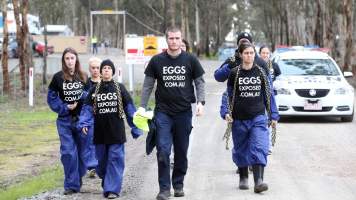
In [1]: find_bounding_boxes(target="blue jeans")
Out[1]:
[155,110,193,191]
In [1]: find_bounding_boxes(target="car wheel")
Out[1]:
[341,111,354,122]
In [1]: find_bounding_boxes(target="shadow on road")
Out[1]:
[279,116,346,124]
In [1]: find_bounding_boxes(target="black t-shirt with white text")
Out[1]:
[227,65,266,120]
[48,71,87,116]
[145,51,205,115]
[86,81,132,144]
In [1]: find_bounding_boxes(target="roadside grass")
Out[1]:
[0,85,152,199]
[133,89,155,109]
[0,100,61,198]
[0,164,63,200]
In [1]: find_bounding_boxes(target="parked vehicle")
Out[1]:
[272,48,354,122]
[32,41,54,56]
[0,38,18,58]
[0,38,53,58]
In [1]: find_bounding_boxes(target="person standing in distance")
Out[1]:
[181,39,190,52]
[259,45,281,82]
[140,27,205,200]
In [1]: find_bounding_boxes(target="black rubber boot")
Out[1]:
[252,165,268,193]
[156,190,171,200]
[174,188,185,197]
[238,167,249,190]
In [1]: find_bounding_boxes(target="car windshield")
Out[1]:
[277,59,340,76]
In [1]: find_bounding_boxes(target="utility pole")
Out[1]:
[43,24,48,85]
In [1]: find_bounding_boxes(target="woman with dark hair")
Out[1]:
[226,42,279,193]
[259,45,281,154]
[47,47,88,195]
[259,45,281,81]
[181,39,190,52]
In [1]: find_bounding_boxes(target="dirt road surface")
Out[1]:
[24,60,356,200]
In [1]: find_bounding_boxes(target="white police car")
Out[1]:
[272,50,354,122]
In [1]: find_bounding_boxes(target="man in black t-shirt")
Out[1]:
[140,27,205,200]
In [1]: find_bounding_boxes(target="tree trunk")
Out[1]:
[181,0,186,39]
[168,0,175,27]
[204,12,210,57]
[184,0,191,46]
[12,0,26,92]
[1,0,10,95]
[163,0,175,30]
[21,0,32,79]
[284,4,290,45]
[279,1,284,44]
[195,0,201,56]
[324,2,332,48]
[342,0,353,72]
[71,0,77,34]
[314,0,324,47]
[214,0,221,55]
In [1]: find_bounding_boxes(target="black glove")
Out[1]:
[227,55,239,69]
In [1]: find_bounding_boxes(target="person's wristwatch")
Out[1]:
[198,101,205,106]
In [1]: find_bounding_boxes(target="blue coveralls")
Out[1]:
[79,125,98,171]
[47,89,88,192]
[78,99,142,197]
[80,80,99,171]
[222,68,279,167]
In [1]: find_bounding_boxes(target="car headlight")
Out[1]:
[276,88,291,95]
[334,87,353,95]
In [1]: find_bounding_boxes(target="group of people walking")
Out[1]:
[47,27,280,199]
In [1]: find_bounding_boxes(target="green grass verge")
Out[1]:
[132,90,155,109]
[0,164,63,200]
[0,108,58,174]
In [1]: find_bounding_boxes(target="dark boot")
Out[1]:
[174,188,185,197]
[252,165,268,193]
[238,167,249,190]
[156,190,171,200]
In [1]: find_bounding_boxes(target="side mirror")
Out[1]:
[343,71,353,78]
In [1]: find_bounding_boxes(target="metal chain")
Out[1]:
[223,64,277,149]
[267,60,273,70]
[113,81,125,119]
[256,64,277,146]
[92,80,102,115]
[92,80,125,119]
[223,66,240,150]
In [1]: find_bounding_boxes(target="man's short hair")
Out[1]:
[165,27,181,38]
